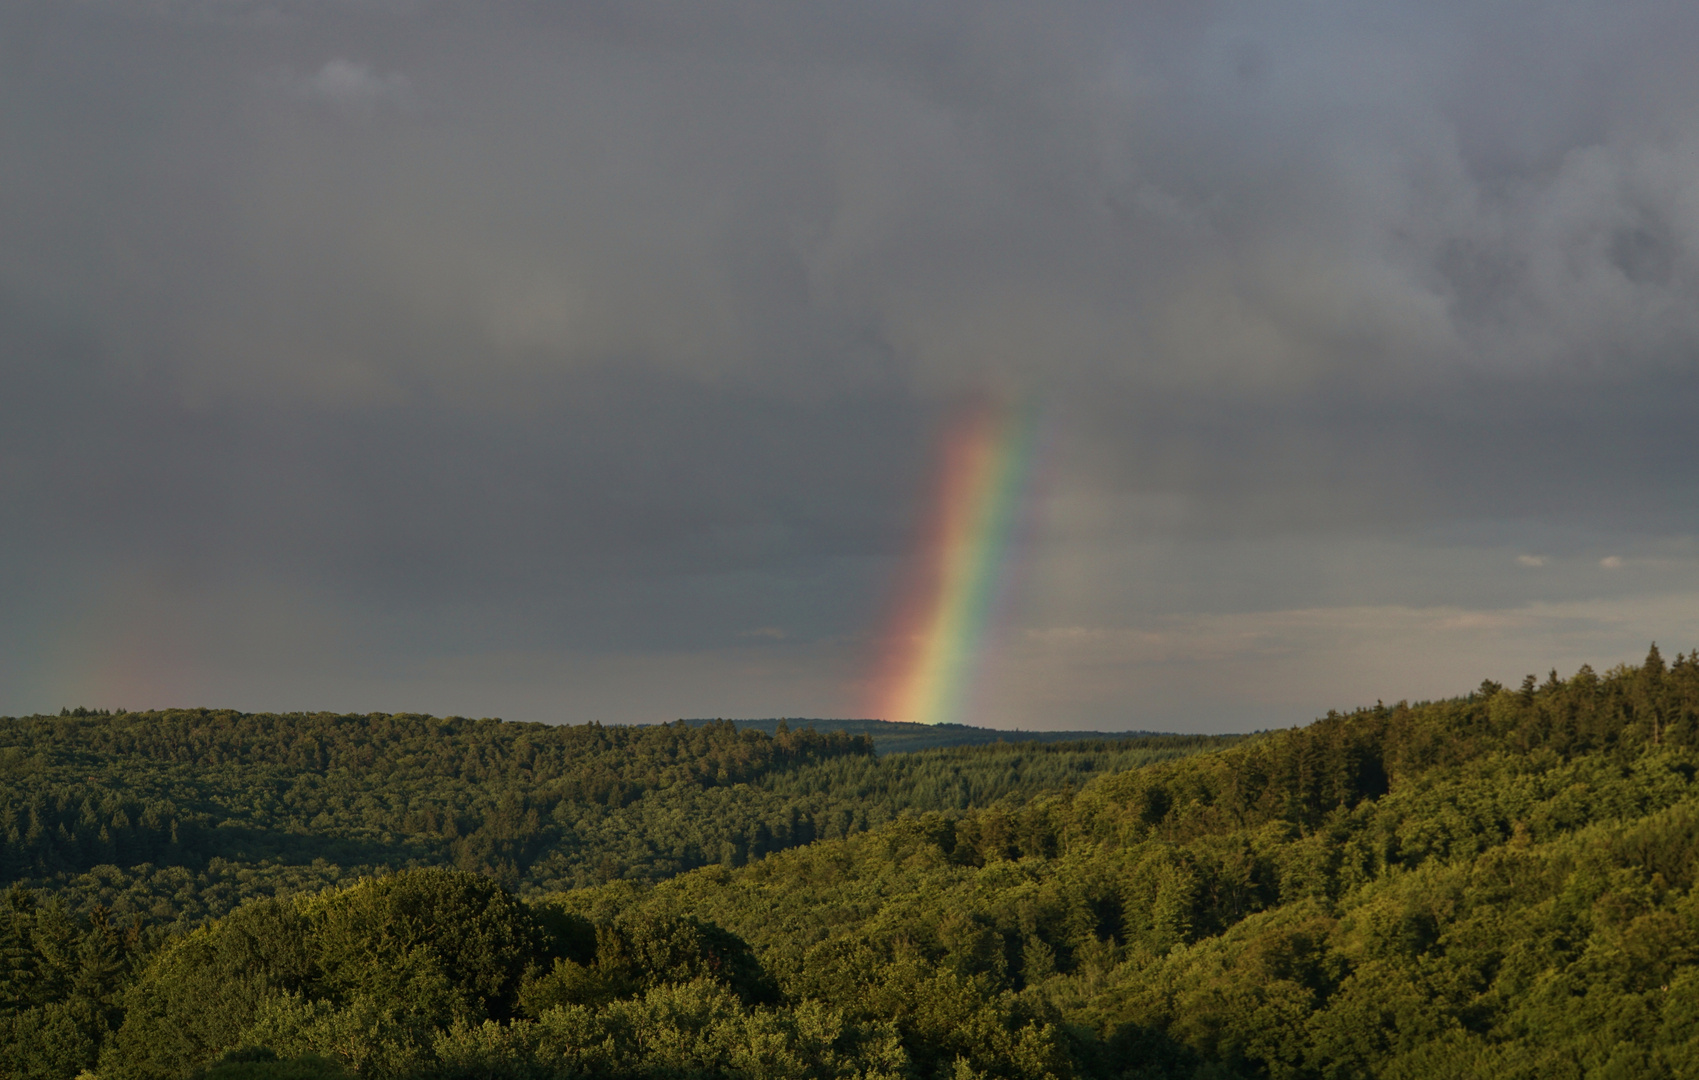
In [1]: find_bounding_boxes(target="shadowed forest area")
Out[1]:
[0,713,1223,922]
[7,647,1699,1078]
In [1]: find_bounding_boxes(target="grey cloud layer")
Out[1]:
[3,1,1698,724]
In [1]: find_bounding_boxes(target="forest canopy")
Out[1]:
[5,646,1699,1078]
[0,710,1221,921]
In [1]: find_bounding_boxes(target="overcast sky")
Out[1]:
[4,0,1699,731]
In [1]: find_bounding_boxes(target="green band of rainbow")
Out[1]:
[871,398,1040,726]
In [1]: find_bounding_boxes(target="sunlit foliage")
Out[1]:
[7,647,1699,1076]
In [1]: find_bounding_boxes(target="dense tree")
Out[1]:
[0,887,144,1079]
[8,647,1699,1076]
[0,712,1220,921]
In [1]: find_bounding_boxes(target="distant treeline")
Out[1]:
[0,710,1225,926]
[683,717,1187,756]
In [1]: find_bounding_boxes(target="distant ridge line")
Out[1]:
[676,716,1180,755]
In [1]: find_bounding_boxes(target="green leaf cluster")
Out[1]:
[97,867,895,1080]
[0,886,143,1079]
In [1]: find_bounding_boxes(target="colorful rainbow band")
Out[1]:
[871,398,1040,726]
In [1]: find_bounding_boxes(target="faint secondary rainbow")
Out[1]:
[870,397,1042,726]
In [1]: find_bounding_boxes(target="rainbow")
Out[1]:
[869,397,1041,726]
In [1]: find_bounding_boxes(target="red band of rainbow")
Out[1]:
[869,397,1040,725]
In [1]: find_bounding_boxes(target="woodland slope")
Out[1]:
[5,648,1699,1078]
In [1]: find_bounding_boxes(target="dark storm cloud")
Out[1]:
[4,0,1699,724]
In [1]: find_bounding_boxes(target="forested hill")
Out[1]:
[561,647,1699,1080]
[684,718,1180,755]
[10,646,1699,1079]
[0,709,1226,925]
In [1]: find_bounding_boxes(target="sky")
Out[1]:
[4,0,1699,732]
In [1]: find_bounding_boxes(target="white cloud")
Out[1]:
[1601,555,1624,568]
[1517,554,1547,567]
